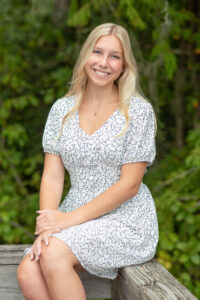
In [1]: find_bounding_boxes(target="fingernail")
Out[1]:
[46,241,48,246]
[36,256,39,261]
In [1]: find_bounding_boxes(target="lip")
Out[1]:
[92,68,112,77]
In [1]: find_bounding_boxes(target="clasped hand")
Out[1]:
[35,209,69,235]
[31,209,73,261]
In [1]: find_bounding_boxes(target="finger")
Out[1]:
[33,237,41,261]
[40,232,49,245]
[36,226,52,235]
[37,218,48,226]
[36,209,49,214]
[36,210,45,213]
[32,245,38,261]
[36,215,46,223]
[35,225,39,233]
[43,234,50,246]
[35,220,43,231]
[30,247,34,260]
[36,218,49,229]
[51,228,61,234]
[35,220,49,233]
[35,242,41,261]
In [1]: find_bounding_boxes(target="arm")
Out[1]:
[32,153,65,260]
[67,102,155,226]
[35,153,65,233]
[36,161,148,233]
[39,153,65,210]
[37,100,155,232]
[70,161,147,225]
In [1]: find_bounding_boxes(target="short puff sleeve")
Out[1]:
[42,99,64,155]
[121,102,156,167]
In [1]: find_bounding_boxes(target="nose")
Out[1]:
[99,55,108,69]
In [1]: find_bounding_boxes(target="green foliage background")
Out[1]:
[0,0,199,298]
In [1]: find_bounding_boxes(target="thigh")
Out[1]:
[43,237,85,273]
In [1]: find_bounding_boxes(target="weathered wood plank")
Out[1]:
[0,245,112,299]
[0,264,111,299]
[112,259,198,300]
[0,245,197,300]
[0,265,25,300]
[0,245,32,265]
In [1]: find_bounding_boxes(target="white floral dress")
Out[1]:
[23,94,159,279]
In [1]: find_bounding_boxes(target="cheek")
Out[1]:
[86,56,97,67]
[84,61,94,76]
[112,61,123,73]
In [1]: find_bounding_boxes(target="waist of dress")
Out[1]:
[64,182,149,204]
[60,182,156,221]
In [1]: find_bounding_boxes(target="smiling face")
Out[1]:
[84,34,124,88]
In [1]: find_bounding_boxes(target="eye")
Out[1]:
[111,55,120,59]
[93,50,101,54]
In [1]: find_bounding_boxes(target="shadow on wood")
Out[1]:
[0,245,197,300]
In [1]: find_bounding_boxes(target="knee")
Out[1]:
[17,256,35,289]
[39,239,75,275]
[39,244,54,271]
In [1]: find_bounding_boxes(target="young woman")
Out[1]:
[17,23,159,300]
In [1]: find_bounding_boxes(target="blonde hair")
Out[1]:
[58,23,156,138]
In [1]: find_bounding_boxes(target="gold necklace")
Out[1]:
[91,103,98,116]
[91,100,118,117]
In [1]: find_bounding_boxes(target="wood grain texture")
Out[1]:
[0,245,197,300]
[112,259,198,300]
[0,245,111,299]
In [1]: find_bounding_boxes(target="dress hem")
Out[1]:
[50,235,118,280]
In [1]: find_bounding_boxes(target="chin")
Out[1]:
[92,80,113,88]
[88,76,118,88]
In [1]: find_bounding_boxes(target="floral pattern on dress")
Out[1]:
[23,94,159,280]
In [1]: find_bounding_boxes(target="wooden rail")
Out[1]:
[0,245,197,300]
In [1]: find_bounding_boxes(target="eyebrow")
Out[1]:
[94,47,122,54]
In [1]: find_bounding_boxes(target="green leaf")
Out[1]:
[150,41,169,60]
[163,51,177,79]
[179,254,189,263]
[190,254,200,265]
[118,0,146,29]
[67,3,91,27]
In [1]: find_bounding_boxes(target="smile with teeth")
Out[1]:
[93,68,111,77]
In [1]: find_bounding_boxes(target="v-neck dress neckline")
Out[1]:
[76,107,119,137]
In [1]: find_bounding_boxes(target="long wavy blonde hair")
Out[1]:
[59,23,155,138]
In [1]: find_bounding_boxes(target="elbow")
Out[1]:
[123,181,141,199]
[129,185,141,198]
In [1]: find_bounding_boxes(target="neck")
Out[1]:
[83,82,119,107]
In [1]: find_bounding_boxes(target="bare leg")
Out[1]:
[17,254,51,300]
[39,237,87,300]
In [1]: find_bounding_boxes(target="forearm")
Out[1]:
[39,173,64,210]
[36,178,140,233]
[70,180,139,226]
